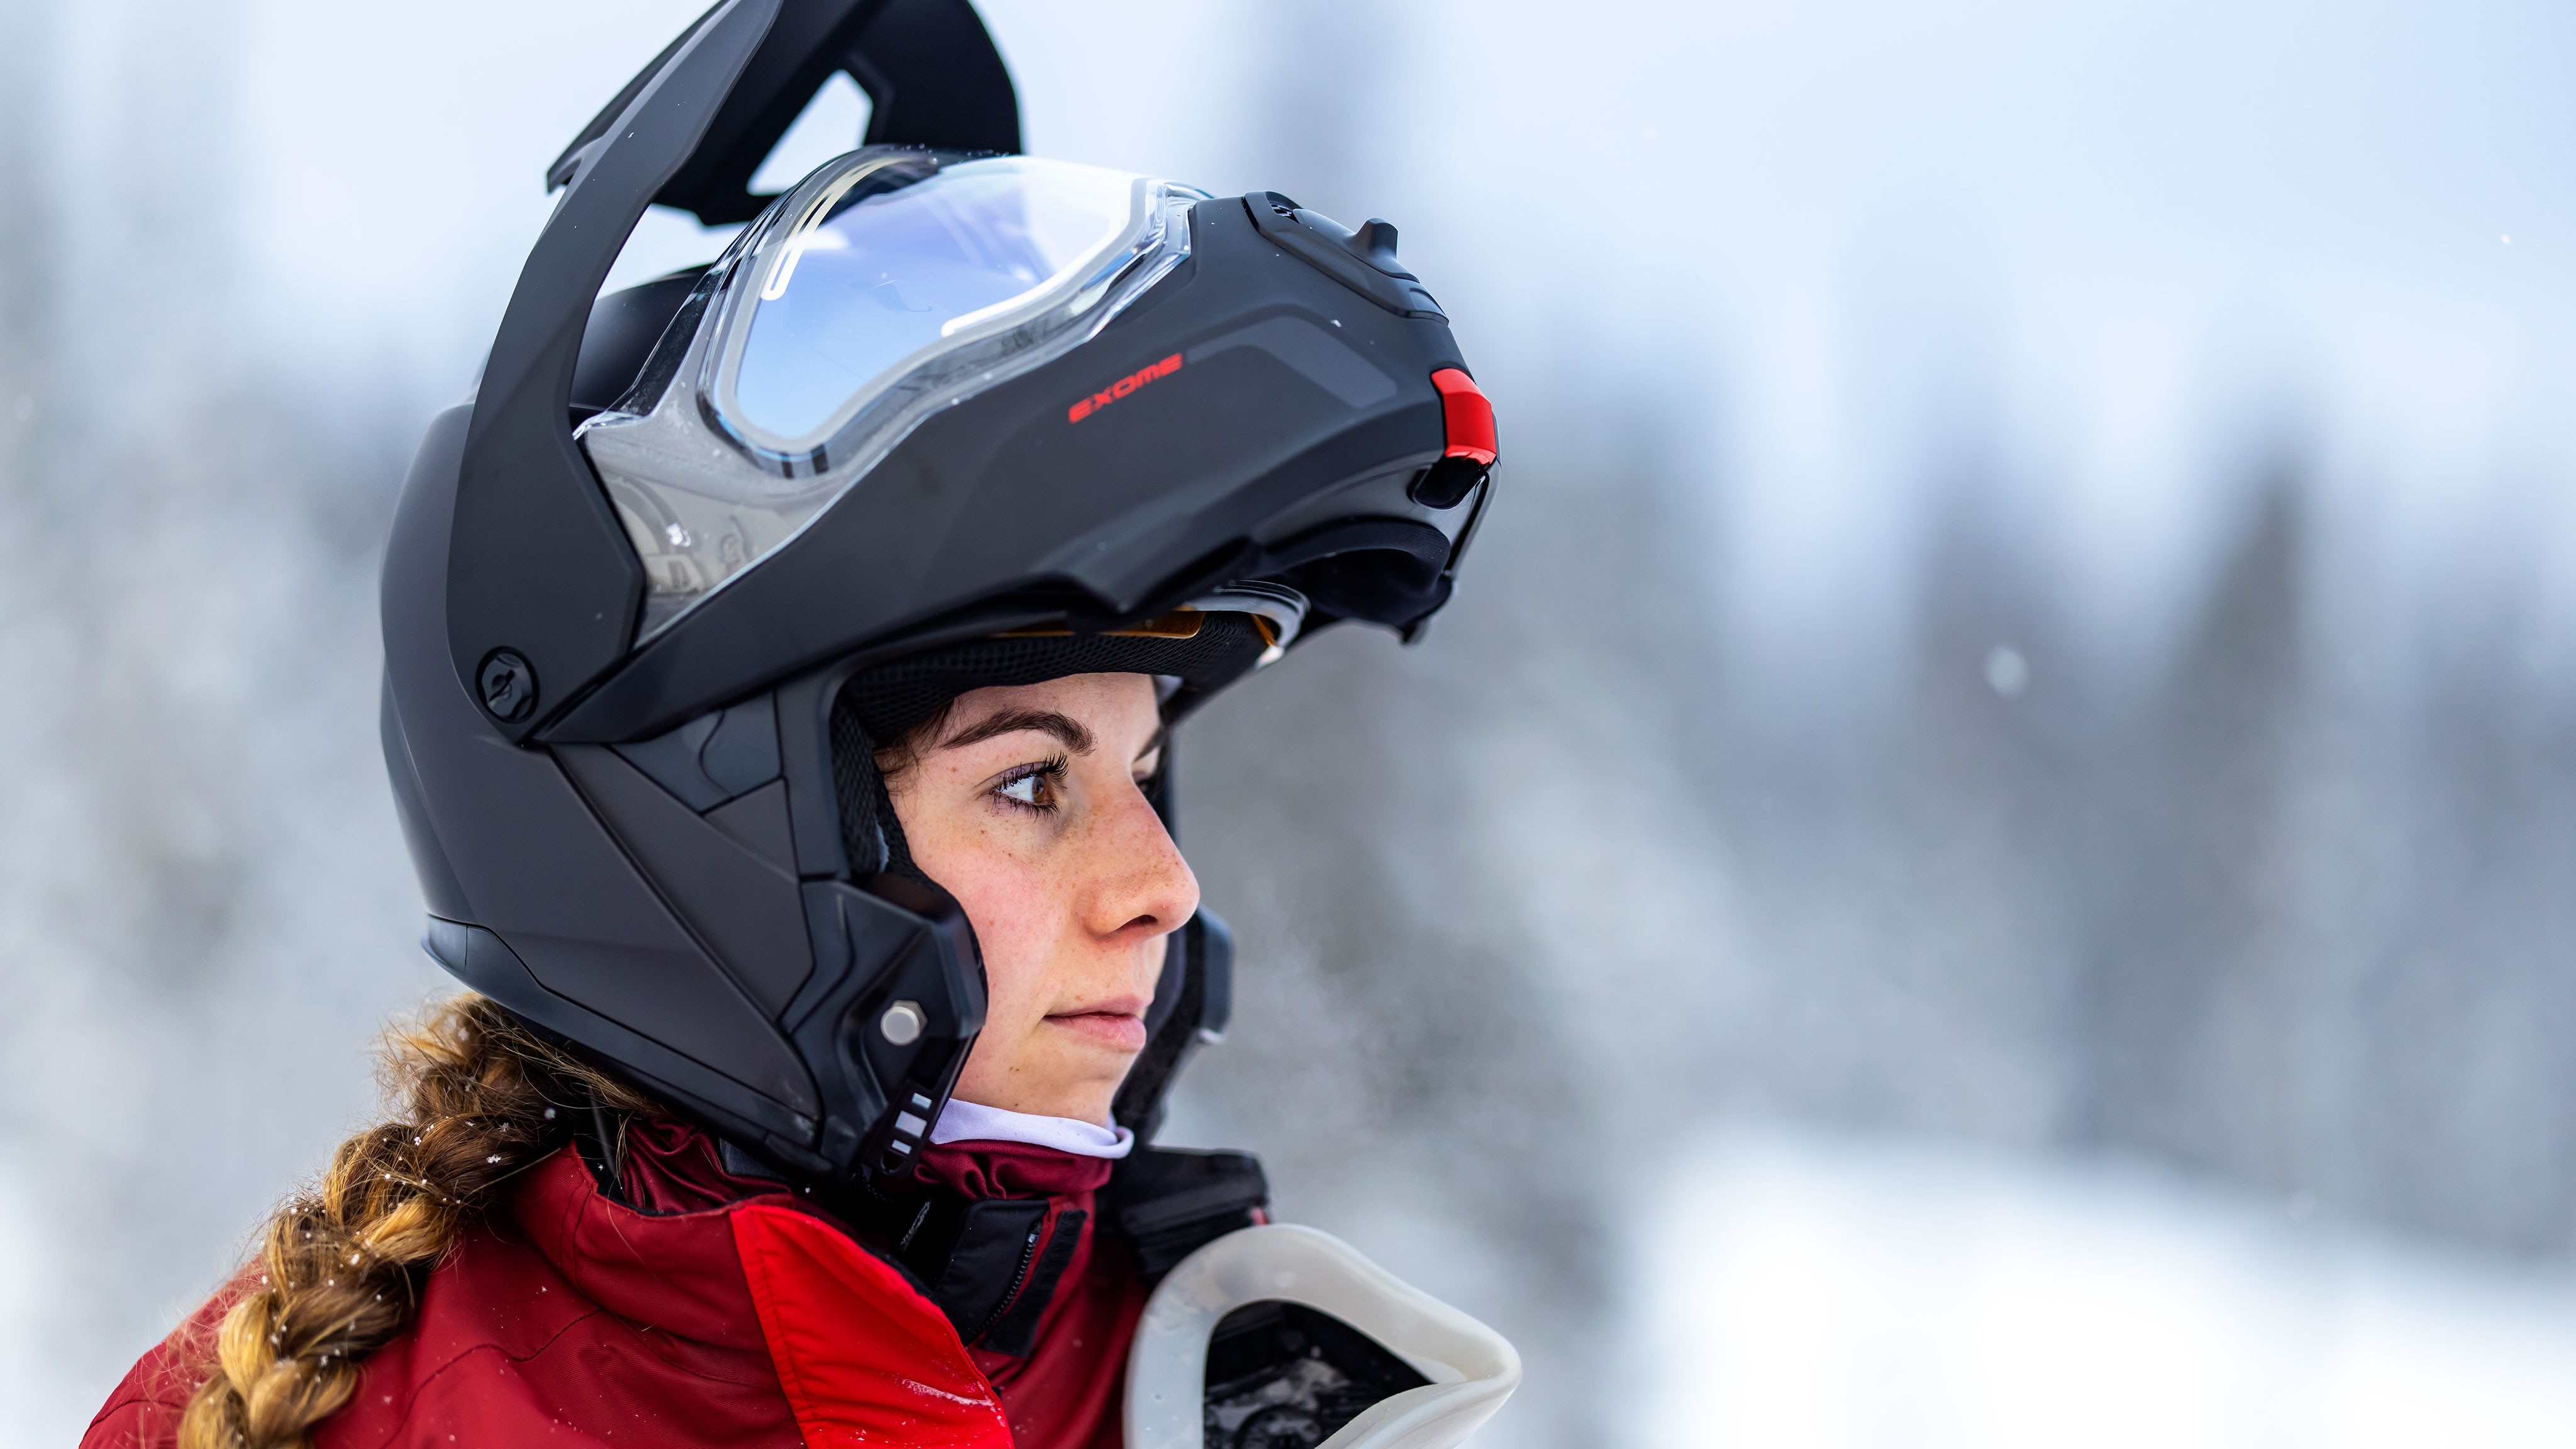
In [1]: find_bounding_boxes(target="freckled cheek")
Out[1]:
[936,852,1077,1028]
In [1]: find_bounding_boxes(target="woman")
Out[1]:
[83,3,1500,1445]
[89,672,1217,1448]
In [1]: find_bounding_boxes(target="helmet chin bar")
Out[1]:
[781,873,984,1180]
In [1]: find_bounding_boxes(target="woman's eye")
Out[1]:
[995,758,1065,811]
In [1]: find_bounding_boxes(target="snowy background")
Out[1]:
[6,0,2576,1445]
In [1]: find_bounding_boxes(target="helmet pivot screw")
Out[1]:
[478,650,538,722]
[879,1001,926,1046]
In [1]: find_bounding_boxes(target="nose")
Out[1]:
[1082,778,1201,943]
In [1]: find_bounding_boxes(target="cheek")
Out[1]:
[909,826,1064,1024]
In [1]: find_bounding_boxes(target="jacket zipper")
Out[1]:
[968,1212,1050,1345]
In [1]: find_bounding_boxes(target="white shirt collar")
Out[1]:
[930,1097,1135,1159]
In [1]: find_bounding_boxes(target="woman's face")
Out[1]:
[886,671,1198,1124]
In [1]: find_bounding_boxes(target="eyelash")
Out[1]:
[994,755,1069,814]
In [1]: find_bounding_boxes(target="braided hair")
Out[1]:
[175,995,657,1449]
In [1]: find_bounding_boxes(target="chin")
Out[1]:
[1047,1054,1145,1108]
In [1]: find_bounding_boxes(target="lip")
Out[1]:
[1045,999,1149,1051]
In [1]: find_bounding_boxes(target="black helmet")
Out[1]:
[380,0,1498,1189]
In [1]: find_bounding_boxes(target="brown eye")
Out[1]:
[994,757,1067,812]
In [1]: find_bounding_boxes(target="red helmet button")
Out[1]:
[1430,367,1497,465]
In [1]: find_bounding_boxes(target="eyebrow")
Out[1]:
[936,708,1095,755]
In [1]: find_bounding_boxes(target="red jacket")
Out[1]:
[82,1123,1145,1449]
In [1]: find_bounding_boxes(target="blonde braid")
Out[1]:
[176,995,658,1449]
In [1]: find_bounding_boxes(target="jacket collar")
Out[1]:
[916,1139,1114,1200]
[507,1119,1108,1328]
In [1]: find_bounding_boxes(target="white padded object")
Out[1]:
[1124,1224,1522,1449]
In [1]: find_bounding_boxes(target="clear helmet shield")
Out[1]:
[580,148,1203,638]
[727,153,1150,444]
